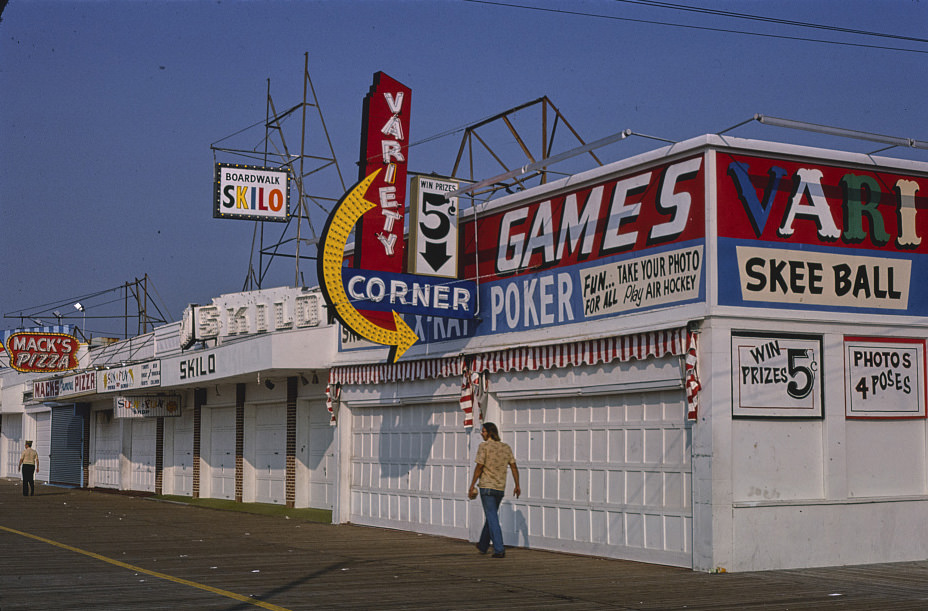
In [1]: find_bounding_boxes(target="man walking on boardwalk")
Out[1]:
[18,440,38,497]
[468,422,520,558]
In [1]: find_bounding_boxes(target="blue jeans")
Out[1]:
[477,488,505,554]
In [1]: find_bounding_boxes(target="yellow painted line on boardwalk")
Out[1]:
[0,524,292,611]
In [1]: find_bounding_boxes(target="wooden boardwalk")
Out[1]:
[2,479,928,610]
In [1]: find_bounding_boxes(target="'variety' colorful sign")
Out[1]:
[354,72,412,274]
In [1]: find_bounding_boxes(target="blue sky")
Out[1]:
[2,0,927,338]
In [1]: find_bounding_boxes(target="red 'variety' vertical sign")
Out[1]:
[355,72,412,275]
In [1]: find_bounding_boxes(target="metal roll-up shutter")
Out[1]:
[50,405,84,486]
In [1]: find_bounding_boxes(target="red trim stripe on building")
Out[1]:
[684,331,701,420]
[459,372,474,428]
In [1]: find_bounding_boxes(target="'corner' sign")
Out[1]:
[318,171,419,361]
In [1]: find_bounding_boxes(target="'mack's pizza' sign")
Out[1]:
[6,332,79,373]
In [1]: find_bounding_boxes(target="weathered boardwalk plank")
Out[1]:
[2,479,928,610]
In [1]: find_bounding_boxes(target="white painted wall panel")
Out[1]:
[732,419,824,502]
[171,409,194,496]
[3,414,23,479]
[733,501,928,571]
[33,411,51,483]
[845,420,927,498]
[306,399,335,509]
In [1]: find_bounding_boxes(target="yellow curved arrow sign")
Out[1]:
[318,169,419,362]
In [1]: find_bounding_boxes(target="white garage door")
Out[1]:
[171,410,194,496]
[502,388,692,567]
[93,412,121,489]
[209,407,236,500]
[34,411,51,483]
[307,400,335,510]
[254,405,286,505]
[3,414,23,478]
[350,402,471,539]
[129,419,156,492]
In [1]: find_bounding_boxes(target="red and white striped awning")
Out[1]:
[471,328,687,374]
[328,355,464,386]
[328,326,700,421]
[329,327,687,383]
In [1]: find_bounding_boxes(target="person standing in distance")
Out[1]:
[19,440,39,497]
[468,422,520,558]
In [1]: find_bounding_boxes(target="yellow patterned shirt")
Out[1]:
[20,447,38,465]
[475,439,515,491]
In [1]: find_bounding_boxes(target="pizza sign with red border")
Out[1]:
[5,332,79,373]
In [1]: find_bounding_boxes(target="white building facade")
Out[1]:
[3,135,928,572]
[1,288,340,515]
[325,134,928,572]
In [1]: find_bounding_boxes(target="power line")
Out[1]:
[462,0,928,55]
[613,0,928,45]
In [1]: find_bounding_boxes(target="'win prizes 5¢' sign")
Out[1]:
[408,176,459,278]
[731,331,823,418]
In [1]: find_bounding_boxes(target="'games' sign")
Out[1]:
[458,156,706,336]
